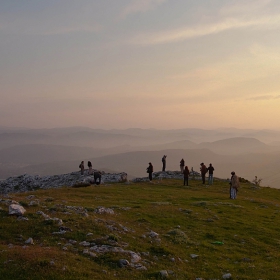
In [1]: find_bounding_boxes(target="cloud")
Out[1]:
[120,0,166,19]
[129,14,280,45]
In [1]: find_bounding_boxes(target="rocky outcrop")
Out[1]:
[0,171,127,194]
[132,170,201,182]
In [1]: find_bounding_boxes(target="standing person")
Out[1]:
[180,158,185,173]
[162,155,167,171]
[207,163,215,185]
[147,162,154,181]
[230,171,239,199]
[183,166,190,186]
[200,163,208,184]
[88,161,93,175]
[79,161,84,175]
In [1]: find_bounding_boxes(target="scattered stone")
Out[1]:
[118,259,130,268]
[79,241,90,247]
[222,273,232,279]
[25,238,34,245]
[149,231,159,238]
[159,270,169,278]
[94,207,114,215]
[17,216,29,221]
[190,254,199,259]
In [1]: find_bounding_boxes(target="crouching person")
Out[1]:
[94,171,102,185]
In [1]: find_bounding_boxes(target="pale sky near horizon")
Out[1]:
[1,0,280,130]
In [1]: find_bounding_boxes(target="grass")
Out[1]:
[0,178,280,279]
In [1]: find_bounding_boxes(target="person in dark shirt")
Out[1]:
[162,155,167,171]
[200,162,208,184]
[183,166,190,186]
[207,163,215,185]
[147,162,154,181]
[180,158,185,173]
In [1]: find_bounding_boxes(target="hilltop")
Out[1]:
[1,177,280,279]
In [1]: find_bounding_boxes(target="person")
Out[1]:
[147,162,153,181]
[162,155,167,171]
[94,171,102,185]
[207,163,215,185]
[230,171,239,199]
[79,161,84,175]
[180,158,185,173]
[88,161,93,175]
[183,166,190,186]
[200,162,208,184]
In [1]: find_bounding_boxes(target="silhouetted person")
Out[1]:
[79,161,84,175]
[94,171,102,185]
[200,162,208,184]
[162,155,167,171]
[88,161,93,175]
[207,163,215,185]
[180,158,185,173]
[147,162,153,181]
[183,166,190,186]
[230,171,239,199]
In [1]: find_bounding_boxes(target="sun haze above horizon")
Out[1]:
[1,0,280,130]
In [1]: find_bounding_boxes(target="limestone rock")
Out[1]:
[9,204,26,216]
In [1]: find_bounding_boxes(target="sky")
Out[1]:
[1,0,280,130]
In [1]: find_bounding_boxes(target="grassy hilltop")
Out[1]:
[1,178,280,279]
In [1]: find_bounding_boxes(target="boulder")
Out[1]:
[9,204,26,216]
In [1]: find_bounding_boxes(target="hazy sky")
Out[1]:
[1,0,280,130]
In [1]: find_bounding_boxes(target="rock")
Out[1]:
[222,273,232,279]
[25,238,34,245]
[9,204,26,216]
[118,259,130,268]
[79,241,90,247]
[159,270,169,278]
[94,207,114,215]
[190,254,199,259]
[149,231,159,238]
[0,171,128,194]
[17,216,29,221]
[130,252,141,263]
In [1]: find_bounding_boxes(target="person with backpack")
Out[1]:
[180,158,185,173]
[162,155,167,171]
[230,171,239,199]
[183,166,190,186]
[200,162,208,184]
[207,163,215,185]
[79,161,84,175]
[147,162,154,181]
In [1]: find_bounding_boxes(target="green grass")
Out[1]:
[1,179,280,279]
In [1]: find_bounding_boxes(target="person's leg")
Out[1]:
[202,174,205,184]
[186,177,188,186]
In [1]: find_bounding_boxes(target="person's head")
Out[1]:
[200,162,204,166]
[231,171,235,175]
[209,163,212,166]
[81,161,84,163]
[149,162,152,165]
[185,166,188,170]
